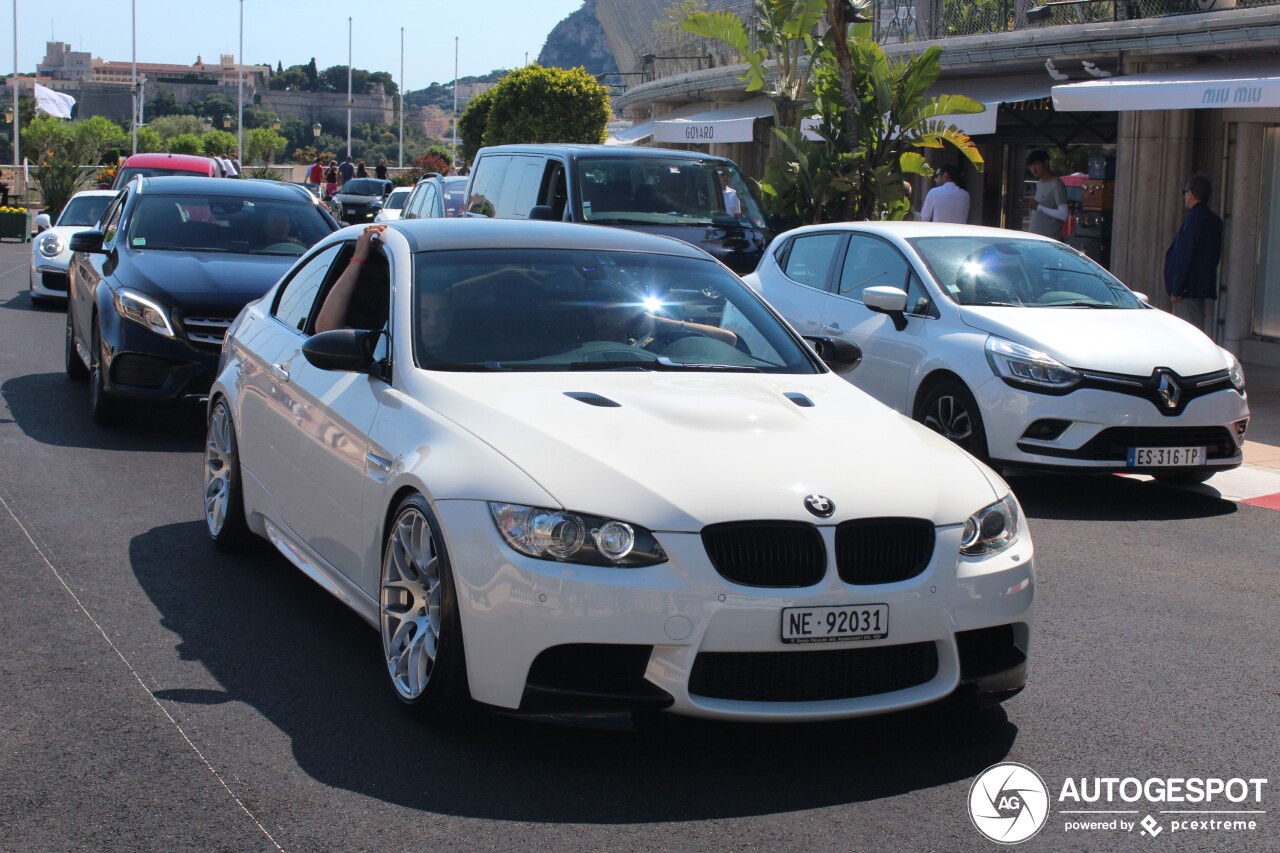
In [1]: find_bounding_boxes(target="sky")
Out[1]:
[5,0,588,90]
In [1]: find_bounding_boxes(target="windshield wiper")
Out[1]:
[1056,301,1120,309]
[568,357,760,372]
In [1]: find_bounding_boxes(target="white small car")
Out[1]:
[372,186,412,222]
[30,189,117,302]
[205,219,1033,723]
[746,223,1250,485]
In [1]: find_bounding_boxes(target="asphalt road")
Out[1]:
[0,239,1276,852]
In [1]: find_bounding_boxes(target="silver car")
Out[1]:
[30,190,117,303]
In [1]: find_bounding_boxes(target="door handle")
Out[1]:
[271,362,291,382]
[822,323,842,334]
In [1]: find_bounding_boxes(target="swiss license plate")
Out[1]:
[1126,446,1207,467]
[782,604,888,644]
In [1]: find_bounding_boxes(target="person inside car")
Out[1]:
[315,224,390,333]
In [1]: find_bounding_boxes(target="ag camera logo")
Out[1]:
[969,762,1051,844]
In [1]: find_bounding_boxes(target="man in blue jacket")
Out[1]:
[1163,173,1223,335]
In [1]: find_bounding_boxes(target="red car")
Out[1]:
[113,153,221,188]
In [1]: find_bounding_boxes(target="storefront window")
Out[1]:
[1254,128,1280,340]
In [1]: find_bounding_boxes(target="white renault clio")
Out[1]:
[746,223,1250,484]
[205,219,1033,723]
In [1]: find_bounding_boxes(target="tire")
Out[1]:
[1153,469,1216,486]
[204,399,253,551]
[915,380,989,461]
[65,304,88,381]
[88,315,122,425]
[380,494,471,721]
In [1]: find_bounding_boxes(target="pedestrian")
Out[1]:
[325,161,339,197]
[920,164,969,224]
[0,170,9,207]
[1163,173,1223,335]
[375,157,388,181]
[339,155,355,186]
[718,172,741,217]
[229,153,242,178]
[1022,149,1068,239]
[307,157,324,193]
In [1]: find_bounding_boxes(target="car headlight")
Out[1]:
[985,337,1081,391]
[960,494,1021,557]
[488,503,667,567]
[1225,350,1246,393]
[37,232,65,258]
[114,288,176,339]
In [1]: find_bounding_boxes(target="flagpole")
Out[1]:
[237,0,244,165]
[397,26,403,169]
[12,0,19,174]
[130,0,137,154]
[346,17,352,160]
[452,36,458,172]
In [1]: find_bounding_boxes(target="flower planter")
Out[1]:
[0,210,29,242]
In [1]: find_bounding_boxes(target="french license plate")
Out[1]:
[1126,446,1206,467]
[782,604,888,644]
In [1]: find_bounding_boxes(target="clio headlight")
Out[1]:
[37,232,65,258]
[960,494,1021,557]
[1225,350,1246,393]
[488,503,667,567]
[114,288,176,339]
[985,337,1081,391]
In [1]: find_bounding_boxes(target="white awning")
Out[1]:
[1052,60,1280,112]
[652,97,773,144]
[605,102,711,146]
[926,77,1053,136]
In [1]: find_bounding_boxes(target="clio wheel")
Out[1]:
[916,380,989,461]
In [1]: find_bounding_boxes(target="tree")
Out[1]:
[168,133,204,155]
[245,127,288,164]
[683,0,827,133]
[72,116,128,166]
[149,115,204,141]
[201,129,237,158]
[136,126,164,153]
[482,65,610,149]
[458,87,497,166]
[21,116,72,164]
[766,41,983,224]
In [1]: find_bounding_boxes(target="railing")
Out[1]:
[624,0,1274,85]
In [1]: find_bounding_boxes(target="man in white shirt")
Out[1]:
[719,172,742,217]
[920,164,969,224]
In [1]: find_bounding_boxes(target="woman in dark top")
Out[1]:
[356,161,369,179]
[325,162,339,197]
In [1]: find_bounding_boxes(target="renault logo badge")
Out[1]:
[1156,372,1181,410]
[804,495,835,517]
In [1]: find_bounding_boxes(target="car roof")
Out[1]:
[119,152,219,168]
[383,218,717,259]
[475,143,739,165]
[133,176,320,201]
[70,189,120,199]
[779,221,1063,243]
[388,186,412,194]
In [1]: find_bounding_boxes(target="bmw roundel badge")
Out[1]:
[804,494,835,518]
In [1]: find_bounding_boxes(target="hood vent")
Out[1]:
[784,392,815,408]
[565,391,621,408]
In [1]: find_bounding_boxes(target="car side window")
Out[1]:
[100,193,127,248]
[782,233,843,291]
[421,184,439,218]
[400,186,423,220]
[539,161,568,220]
[837,235,910,301]
[905,272,937,317]
[273,244,343,334]
[466,155,511,217]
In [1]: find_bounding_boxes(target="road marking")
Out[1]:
[0,486,286,853]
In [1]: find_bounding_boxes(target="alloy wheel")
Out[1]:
[923,393,973,444]
[381,508,443,701]
[204,403,235,538]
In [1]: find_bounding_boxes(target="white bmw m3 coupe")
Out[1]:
[204,219,1034,723]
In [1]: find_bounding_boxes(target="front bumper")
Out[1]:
[434,499,1035,721]
[99,310,224,404]
[30,258,70,299]
[974,376,1250,473]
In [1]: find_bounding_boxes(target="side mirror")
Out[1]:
[35,213,52,232]
[863,285,909,331]
[529,205,556,221]
[302,329,386,378]
[1134,291,1150,304]
[69,230,106,254]
[803,335,862,375]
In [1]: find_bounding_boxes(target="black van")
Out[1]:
[464,144,771,275]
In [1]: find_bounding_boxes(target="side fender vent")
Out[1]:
[565,391,621,408]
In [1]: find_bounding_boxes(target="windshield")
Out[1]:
[340,179,387,196]
[443,178,468,217]
[127,195,335,255]
[115,166,211,187]
[58,195,113,227]
[907,236,1143,309]
[576,158,765,229]
[385,190,409,210]
[412,248,817,373]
